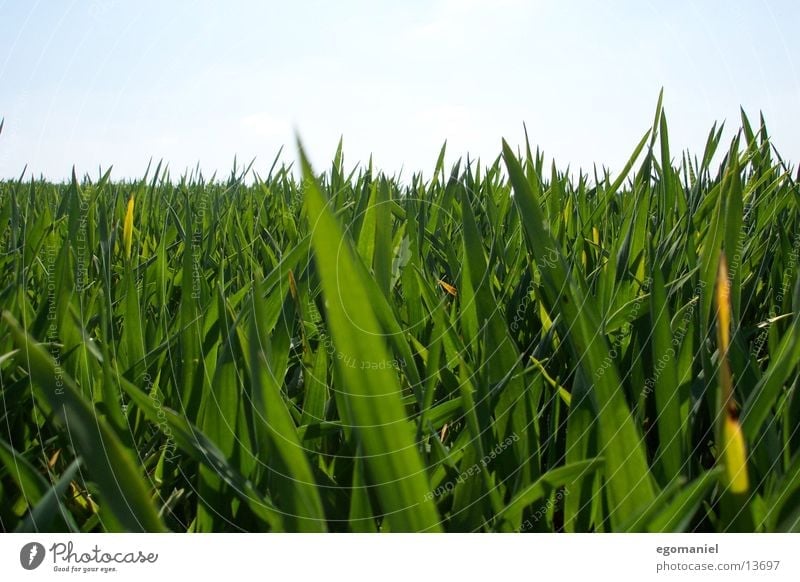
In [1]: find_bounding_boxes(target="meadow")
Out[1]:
[1,97,799,532]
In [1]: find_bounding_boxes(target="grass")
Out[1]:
[1,97,799,532]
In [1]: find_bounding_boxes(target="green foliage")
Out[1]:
[1,104,799,532]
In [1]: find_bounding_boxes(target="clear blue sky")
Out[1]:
[1,0,798,180]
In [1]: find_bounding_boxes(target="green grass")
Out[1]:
[1,99,799,532]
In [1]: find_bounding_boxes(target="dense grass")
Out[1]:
[1,99,799,532]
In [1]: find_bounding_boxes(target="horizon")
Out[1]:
[0,105,790,187]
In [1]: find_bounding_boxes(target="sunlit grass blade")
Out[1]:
[645,468,722,532]
[649,265,682,482]
[250,281,327,531]
[299,142,441,532]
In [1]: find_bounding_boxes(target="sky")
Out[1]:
[0,0,798,181]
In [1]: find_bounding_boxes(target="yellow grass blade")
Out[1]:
[123,195,135,260]
[716,251,749,495]
[722,415,750,494]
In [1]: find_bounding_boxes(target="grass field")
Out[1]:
[1,98,799,532]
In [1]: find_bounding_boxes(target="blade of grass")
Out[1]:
[300,142,441,532]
